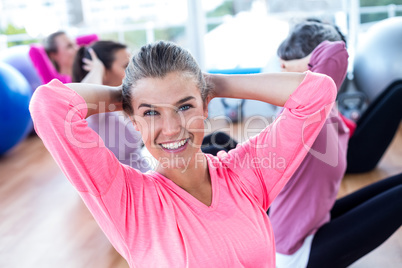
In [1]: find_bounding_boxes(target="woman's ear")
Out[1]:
[130,115,140,131]
[203,106,209,120]
[48,52,57,65]
[103,69,111,85]
[206,94,213,105]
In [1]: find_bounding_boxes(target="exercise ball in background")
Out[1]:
[0,62,33,155]
[0,45,42,92]
[353,17,402,102]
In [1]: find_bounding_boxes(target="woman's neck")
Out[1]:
[156,152,212,205]
[59,66,72,77]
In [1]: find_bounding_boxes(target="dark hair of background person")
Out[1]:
[72,40,127,82]
[305,18,347,45]
[277,19,347,61]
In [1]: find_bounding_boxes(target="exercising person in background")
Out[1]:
[269,19,402,268]
[72,40,149,171]
[44,31,78,80]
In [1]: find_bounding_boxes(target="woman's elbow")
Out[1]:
[319,74,337,106]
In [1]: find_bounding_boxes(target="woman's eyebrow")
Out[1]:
[138,103,155,109]
[138,96,195,109]
[175,96,195,106]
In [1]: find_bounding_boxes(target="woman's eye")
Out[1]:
[144,110,158,116]
[178,104,191,112]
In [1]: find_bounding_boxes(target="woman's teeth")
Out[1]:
[161,139,187,150]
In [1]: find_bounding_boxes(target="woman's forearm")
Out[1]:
[65,83,123,118]
[80,69,103,85]
[206,72,306,106]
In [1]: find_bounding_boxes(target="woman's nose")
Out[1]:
[161,113,182,138]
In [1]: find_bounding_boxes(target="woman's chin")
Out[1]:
[156,156,191,171]
[156,151,204,172]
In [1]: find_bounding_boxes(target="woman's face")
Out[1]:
[279,54,311,73]
[104,48,130,86]
[130,72,208,170]
[52,34,78,71]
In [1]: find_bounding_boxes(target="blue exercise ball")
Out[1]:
[0,45,42,92]
[353,17,402,102]
[0,62,33,155]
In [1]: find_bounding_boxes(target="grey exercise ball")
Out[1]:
[353,17,402,102]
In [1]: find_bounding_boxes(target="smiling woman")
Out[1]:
[29,40,336,267]
[130,72,208,173]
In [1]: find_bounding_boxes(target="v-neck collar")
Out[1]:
[149,154,220,211]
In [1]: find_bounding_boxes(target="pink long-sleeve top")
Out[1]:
[270,41,351,257]
[29,71,336,268]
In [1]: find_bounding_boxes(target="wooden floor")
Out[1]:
[1,119,401,268]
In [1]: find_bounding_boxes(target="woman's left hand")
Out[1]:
[82,48,105,74]
[81,48,105,84]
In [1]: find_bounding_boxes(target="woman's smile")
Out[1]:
[159,138,189,152]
